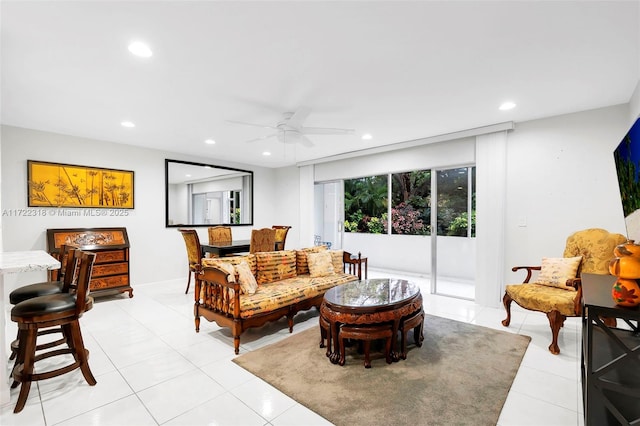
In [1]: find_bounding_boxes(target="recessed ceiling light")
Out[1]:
[499,101,516,111]
[205,139,216,145]
[121,121,135,128]
[263,151,271,156]
[128,41,152,58]
[185,174,191,178]
[362,133,373,140]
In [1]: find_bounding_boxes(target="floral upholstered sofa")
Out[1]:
[194,246,358,354]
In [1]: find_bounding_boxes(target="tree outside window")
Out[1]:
[344,175,387,233]
[390,170,430,235]
[343,167,475,237]
[436,167,475,237]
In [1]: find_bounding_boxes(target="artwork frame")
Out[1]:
[27,160,134,209]
[613,117,640,241]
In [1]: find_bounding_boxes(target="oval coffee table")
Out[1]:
[320,278,423,367]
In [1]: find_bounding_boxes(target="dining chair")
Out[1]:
[250,228,276,253]
[10,250,96,413]
[208,226,232,244]
[272,225,291,251]
[178,229,203,294]
[207,226,232,257]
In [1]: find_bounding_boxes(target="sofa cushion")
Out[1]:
[255,250,297,285]
[329,250,344,274]
[296,245,328,275]
[238,273,356,319]
[534,256,581,290]
[202,254,257,277]
[236,261,258,295]
[308,251,335,277]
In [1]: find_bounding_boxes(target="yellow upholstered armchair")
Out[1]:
[501,228,626,354]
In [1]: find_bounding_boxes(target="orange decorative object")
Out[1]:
[609,240,640,307]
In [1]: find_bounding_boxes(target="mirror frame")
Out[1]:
[165,159,254,227]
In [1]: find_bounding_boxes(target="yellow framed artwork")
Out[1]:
[27,160,134,208]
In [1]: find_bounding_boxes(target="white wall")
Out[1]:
[504,104,629,286]
[0,125,277,287]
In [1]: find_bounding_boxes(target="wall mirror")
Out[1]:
[165,159,253,227]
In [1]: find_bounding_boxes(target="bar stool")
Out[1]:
[8,245,77,360]
[10,250,96,413]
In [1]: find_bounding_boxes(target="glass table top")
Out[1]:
[323,278,420,309]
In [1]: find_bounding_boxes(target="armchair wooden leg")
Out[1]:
[501,292,513,327]
[546,310,566,355]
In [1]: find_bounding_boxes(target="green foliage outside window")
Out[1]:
[344,167,475,237]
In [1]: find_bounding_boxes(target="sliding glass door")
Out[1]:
[314,181,344,250]
[433,167,476,299]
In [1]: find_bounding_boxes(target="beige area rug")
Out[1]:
[233,315,531,426]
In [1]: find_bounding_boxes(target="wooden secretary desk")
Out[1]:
[46,227,133,298]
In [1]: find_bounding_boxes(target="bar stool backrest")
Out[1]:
[73,251,96,315]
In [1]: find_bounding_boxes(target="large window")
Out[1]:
[344,166,475,237]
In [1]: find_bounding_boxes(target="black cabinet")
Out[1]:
[581,273,640,425]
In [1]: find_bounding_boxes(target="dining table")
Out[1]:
[201,239,251,257]
[0,250,61,404]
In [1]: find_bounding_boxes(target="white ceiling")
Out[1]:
[2,1,639,168]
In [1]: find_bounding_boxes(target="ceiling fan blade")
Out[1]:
[301,126,355,135]
[245,134,277,143]
[227,119,278,130]
[298,134,314,147]
[286,107,311,129]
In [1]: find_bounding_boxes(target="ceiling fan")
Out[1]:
[227,107,354,147]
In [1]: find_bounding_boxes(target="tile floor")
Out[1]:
[1,270,584,426]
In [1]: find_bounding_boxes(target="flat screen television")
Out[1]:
[613,117,640,241]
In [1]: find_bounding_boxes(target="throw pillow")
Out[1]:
[534,256,582,290]
[216,262,236,283]
[236,261,258,295]
[296,245,328,275]
[307,251,335,277]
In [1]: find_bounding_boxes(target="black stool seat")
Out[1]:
[9,281,64,305]
[12,293,77,318]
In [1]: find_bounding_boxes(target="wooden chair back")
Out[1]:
[250,228,276,253]
[178,229,203,269]
[208,226,232,245]
[272,225,291,251]
[72,250,96,315]
[60,247,80,293]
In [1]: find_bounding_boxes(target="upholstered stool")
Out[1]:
[10,250,96,413]
[338,323,393,368]
[400,309,425,360]
[8,245,77,360]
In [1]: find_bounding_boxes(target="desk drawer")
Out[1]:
[95,250,126,263]
[92,262,128,277]
[91,275,129,291]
